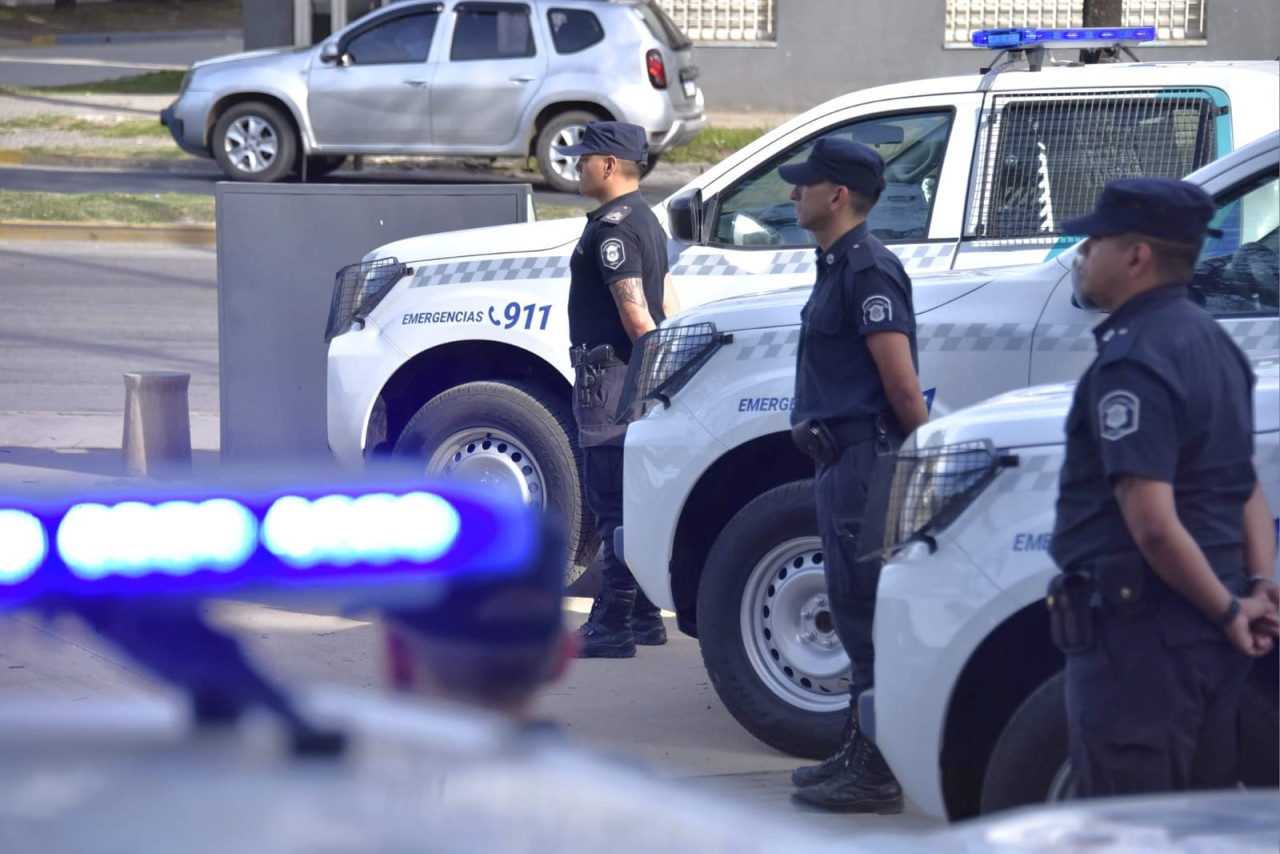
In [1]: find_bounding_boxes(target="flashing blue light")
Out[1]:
[0,509,46,584]
[972,27,1156,49]
[261,491,460,568]
[0,479,538,607]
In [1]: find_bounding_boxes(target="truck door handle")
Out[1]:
[509,75,535,83]
[403,78,428,87]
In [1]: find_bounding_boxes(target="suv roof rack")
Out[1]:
[973,27,1156,91]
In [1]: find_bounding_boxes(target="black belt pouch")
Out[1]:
[790,419,839,464]
[1047,571,1096,654]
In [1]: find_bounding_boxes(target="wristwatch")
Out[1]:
[1213,597,1241,628]
[1247,576,1277,589]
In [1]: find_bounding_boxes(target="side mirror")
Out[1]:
[320,43,342,64]
[668,188,704,245]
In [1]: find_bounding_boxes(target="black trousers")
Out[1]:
[812,437,899,710]
[1065,576,1252,797]
[581,444,636,591]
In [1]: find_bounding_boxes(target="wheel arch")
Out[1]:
[528,102,615,157]
[368,340,571,457]
[207,93,308,154]
[668,432,811,636]
[940,602,1063,820]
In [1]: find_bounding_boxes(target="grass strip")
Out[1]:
[0,191,214,225]
[7,70,187,96]
[663,126,770,164]
[0,115,170,138]
[533,204,588,221]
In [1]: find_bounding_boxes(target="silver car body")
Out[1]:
[163,0,703,170]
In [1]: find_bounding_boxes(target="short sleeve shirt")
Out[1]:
[792,222,918,425]
[567,190,668,363]
[1050,285,1257,570]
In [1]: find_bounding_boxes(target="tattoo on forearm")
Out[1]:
[610,277,649,311]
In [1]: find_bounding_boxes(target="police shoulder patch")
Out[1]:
[600,237,626,270]
[1098,390,1140,441]
[862,294,892,325]
[601,205,633,225]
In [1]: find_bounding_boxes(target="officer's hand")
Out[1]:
[1252,578,1280,614]
[1226,595,1279,657]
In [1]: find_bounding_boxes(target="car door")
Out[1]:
[431,2,548,148]
[668,95,983,308]
[1029,141,1280,386]
[307,5,442,150]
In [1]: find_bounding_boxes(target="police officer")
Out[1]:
[779,138,930,812]
[557,121,680,659]
[1049,177,1280,797]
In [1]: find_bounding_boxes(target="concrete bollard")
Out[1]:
[122,371,193,477]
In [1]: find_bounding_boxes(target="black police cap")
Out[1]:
[778,137,885,196]
[556,121,649,163]
[1062,177,1222,244]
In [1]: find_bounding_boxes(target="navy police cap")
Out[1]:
[778,137,885,196]
[556,121,649,163]
[1062,177,1222,244]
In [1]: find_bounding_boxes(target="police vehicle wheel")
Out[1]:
[212,101,297,183]
[535,110,601,194]
[980,672,1074,814]
[302,155,347,180]
[698,481,850,759]
[392,380,592,583]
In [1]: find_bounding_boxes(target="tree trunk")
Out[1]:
[1080,0,1125,63]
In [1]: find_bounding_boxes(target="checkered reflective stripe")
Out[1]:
[408,256,570,287]
[670,243,955,277]
[1031,324,1095,353]
[1225,318,1280,359]
[734,328,801,361]
[895,243,956,271]
[918,323,1037,353]
[1001,451,1065,493]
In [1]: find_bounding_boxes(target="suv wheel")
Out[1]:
[697,481,850,758]
[391,380,594,583]
[212,101,298,183]
[536,110,602,194]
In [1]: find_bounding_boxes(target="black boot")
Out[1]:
[790,734,904,814]
[791,714,859,788]
[631,589,667,646]
[575,586,637,659]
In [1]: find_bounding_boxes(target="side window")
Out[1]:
[972,90,1219,239]
[451,4,536,61]
[711,111,954,248]
[548,9,604,53]
[345,11,439,64]
[1192,173,1279,315]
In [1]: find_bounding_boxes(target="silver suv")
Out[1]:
[160,0,704,191]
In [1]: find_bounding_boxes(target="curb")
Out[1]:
[7,29,242,48]
[0,220,215,245]
[0,149,215,173]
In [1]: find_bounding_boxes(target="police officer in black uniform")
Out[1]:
[558,121,680,659]
[780,138,930,812]
[1049,177,1279,797]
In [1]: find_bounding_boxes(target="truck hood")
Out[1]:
[669,267,997,332]
[190,46,311,73]
[364,217,584,266]
[915,360,1280,451]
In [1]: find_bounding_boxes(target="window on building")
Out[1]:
[658,0,777,45]
[943,0,1208,46]
[547,9,604,54]
[451,3,536,61]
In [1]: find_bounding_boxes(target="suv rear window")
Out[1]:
[548,8,604,53]
[636,1,692,50]
[451,3,536,60]
[971,89,1221,240]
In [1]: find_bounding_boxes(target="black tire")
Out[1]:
[697,480,849,759]
[535,109,602,194]
[980,672,1072,814]
[302,155,347,180]
[211,101,298,183]
[980,664,1280,814]
[392,380,592,584]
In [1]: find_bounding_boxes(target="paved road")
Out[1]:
[0,162,691,209]
[0,35,243,88]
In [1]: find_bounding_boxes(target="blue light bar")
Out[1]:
[972,27,1156,49]
[0,480,539,607]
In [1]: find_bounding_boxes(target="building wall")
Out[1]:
[693,0,1280,114]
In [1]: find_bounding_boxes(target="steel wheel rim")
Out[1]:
[426,428,547,509]
[547,123,586,184]
[1046,761,1078,802]
[740,536,851,712]
[224,114,280,174]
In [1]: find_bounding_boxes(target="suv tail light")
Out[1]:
[646,49,668,89]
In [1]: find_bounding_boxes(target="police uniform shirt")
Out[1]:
[792,222,917,426]
[1050,284,1256,571]
[567,190,668,363]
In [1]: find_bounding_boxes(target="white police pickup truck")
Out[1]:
[617,131,1280,758]
[867,360,1279,821]
[327,30,1278,574]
